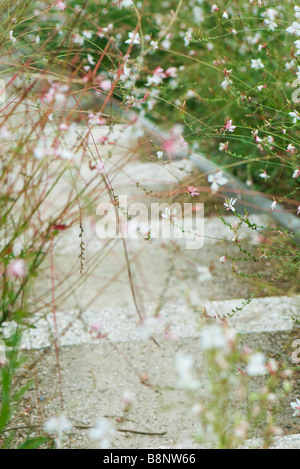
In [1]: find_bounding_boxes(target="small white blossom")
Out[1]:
[175,353,200,390]
[287,144,296,155]
[200,325,227,350]
[285,60,295,70]
[292,169,300,178]
[89,418,116,449]
[208,171,228,193]
[251,58,264,70]
[125,31,140,45]
[290,398,300,417]
[287,22,300,36]
[246,353,267,376]
[259,170,270,179]
[150,40,158,50]
[271,200,277,211]
[224,198,237,212]
[161,207,177,220]
[9,30,16,43]
[120,0,134,7]
[289,110,300,124]
[87,54,95,65]
[44,414,72,449]
[221,77,232,90]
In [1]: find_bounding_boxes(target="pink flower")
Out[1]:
[297,206,300,216]
[56,1,66,10]
[88,113,106,126]
[7,259,26,278]
[99,80,111,91]
[89,323,108,339]
[292,169,300,178]
[219,141,229,151]
[59,123,70,131]
[223,119,236,133]
[186,186,200,197]
[162,124,187,157]
[165,67,178,78]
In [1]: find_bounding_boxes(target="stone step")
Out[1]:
[4,295,299,350]
[27,213,277,313]
[15,319,299,449]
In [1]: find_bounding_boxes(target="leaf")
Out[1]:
[18,437,48,449]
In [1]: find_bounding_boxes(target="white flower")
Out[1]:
[120,0,134,7]
[285,60,295,70]
[150,40,158,50]
[87,54,95,65]
[83,30,93,39]
[175,353,200,390]
[287,144,296,155]
[292,169,300,178]
[200,325,226,350]
[295,6,300,19]
[224,198,237,212]
[208,171,228,193]
[290,398,300,417]
[9,30,16,43]
[261,8,278,21]
[44,414,72,434]
[156,151,163,159]
[221,77,232,90]
[89,418,116,449]
[161,207,177,220]
[219,141,229,151]
[271,200,277,211]
[196,265,212,282]
[261,9,278,31]
[259,171,270,179]
[219,256,226,263]
[125,31,140,45]
[264,19,277,31]
[44,414,72,449]
[56,148,73,161]
[72,33,84,45]
[246,353,267,376]
[289,110,300,124]
[33,137,52,160]
[287,22,300,36]
[251,58,264,70]
[193,6,204,23]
